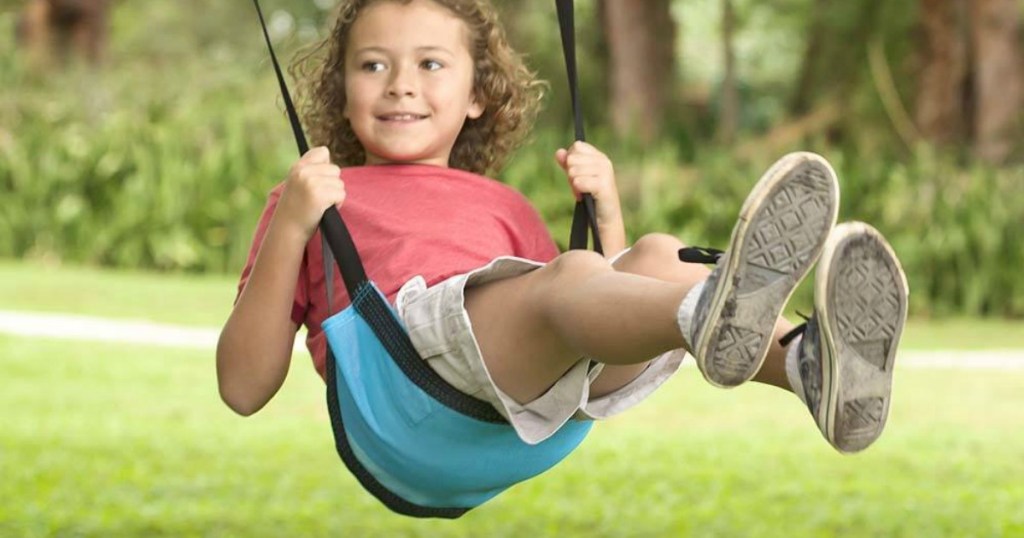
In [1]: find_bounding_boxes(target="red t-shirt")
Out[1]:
[237,164,560,378]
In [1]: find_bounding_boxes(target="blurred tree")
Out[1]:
[717,0,739,143]
[15,0,109,68]
[789,0,828,116]
[969,0,1022,163]
[915,0,969,146]
[601,0,676,142]
[915,0,1022,163]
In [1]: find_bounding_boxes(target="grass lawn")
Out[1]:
[2,335,1022,537]
[2,259,1023,350]
[1,259,1023,536]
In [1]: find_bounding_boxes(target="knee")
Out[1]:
[629,233,685,262]
[540,249,610,291]
[543,250,610,288]
[610,233,687,277]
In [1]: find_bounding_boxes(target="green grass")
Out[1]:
[2,259,1023,350]
[2,334,1022,537]
[1,260,1022,535]
[0,260,235,327]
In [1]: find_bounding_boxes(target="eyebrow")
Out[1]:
[353,46,455,56]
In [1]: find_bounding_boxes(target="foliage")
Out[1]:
[1,3,1021,317]
[504,130,1024,317]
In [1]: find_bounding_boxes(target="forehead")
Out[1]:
[348,0,471,54]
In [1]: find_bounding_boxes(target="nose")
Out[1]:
[386,63,417,98]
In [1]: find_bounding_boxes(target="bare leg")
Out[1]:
[596,234,795,397]
[465,248,688,404]
[589,234,705,397]
[465,233,798,404]
[752,320,796,392]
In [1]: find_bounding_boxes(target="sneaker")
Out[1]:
[783,222,909,453]
[677,152,840,388]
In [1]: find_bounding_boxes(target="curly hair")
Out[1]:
[290,0,544,176]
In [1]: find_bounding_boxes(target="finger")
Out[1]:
[569,140,598,154]
[567,164,609,180]
[566,152,610,170]
[298,167,342,185]
[572,177,600,195]
[301,146,331,164]
[569,139,606,155]
[303,164,342,178]
[317,183,347,206]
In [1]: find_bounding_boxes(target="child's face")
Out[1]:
[344,0,484,168]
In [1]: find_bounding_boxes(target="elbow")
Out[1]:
[219,385,264,417]
[216,337,267,417]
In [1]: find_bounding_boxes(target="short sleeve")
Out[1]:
[235,184,309,326]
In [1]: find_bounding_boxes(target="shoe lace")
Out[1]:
[678,246,724,264]
[778,311,811,347]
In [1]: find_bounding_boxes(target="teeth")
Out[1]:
[385,114,421,120]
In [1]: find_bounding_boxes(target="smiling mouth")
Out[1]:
[377,113,428,121]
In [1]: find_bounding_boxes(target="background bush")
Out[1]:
[1,2,1021,317]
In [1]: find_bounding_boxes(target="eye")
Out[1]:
[360,61,386,73]
[420,59,443,71]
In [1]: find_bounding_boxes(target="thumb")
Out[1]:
[302,146,331,164]
[554,148,569,170]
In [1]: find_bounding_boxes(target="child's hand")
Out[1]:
[275,146,346,240]
[555,141,626,254]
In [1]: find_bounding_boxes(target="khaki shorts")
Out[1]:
[395,255,686,445]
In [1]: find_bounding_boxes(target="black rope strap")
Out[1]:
[556,0,603,255]
[253,0,367,300]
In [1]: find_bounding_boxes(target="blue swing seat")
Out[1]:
[323,281,592,518]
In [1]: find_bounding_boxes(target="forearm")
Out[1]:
[599,210,627,259]
[217,215,307,415]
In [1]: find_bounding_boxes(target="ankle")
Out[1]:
[675,280,706,353]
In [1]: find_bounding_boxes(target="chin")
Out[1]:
[368,148,446,167]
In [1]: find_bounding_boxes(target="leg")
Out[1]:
[750,319,797,391]
[464,249,691,404]
[470,152,839,403]
[593,233,797,397]
[588,234,705,397]
[466,232,800,405]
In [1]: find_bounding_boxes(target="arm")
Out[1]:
[216,146,345,415]
[555,141,627,257]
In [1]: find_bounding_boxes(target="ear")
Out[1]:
[467,94,484,120]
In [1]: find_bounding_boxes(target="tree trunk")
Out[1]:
[16,0,110,68]
[969,0,1022,163]
[717,0,739,143]
[915,0,969,146]
[602,0,676,142]
[789,0,829,116]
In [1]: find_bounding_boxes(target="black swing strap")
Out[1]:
[252,0,367,302]
[556,0,603,255]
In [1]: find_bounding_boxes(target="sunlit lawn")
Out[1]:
[2,260,1023,349]
[2,259,1023,536]
[2,335,1022,537]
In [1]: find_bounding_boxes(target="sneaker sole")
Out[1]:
[695,152,840,387]
[815,222,909,453]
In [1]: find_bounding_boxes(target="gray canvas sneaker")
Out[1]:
[677,152,840,388]
[783,222,909,453]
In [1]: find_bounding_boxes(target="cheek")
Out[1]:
[344,78,370,117]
